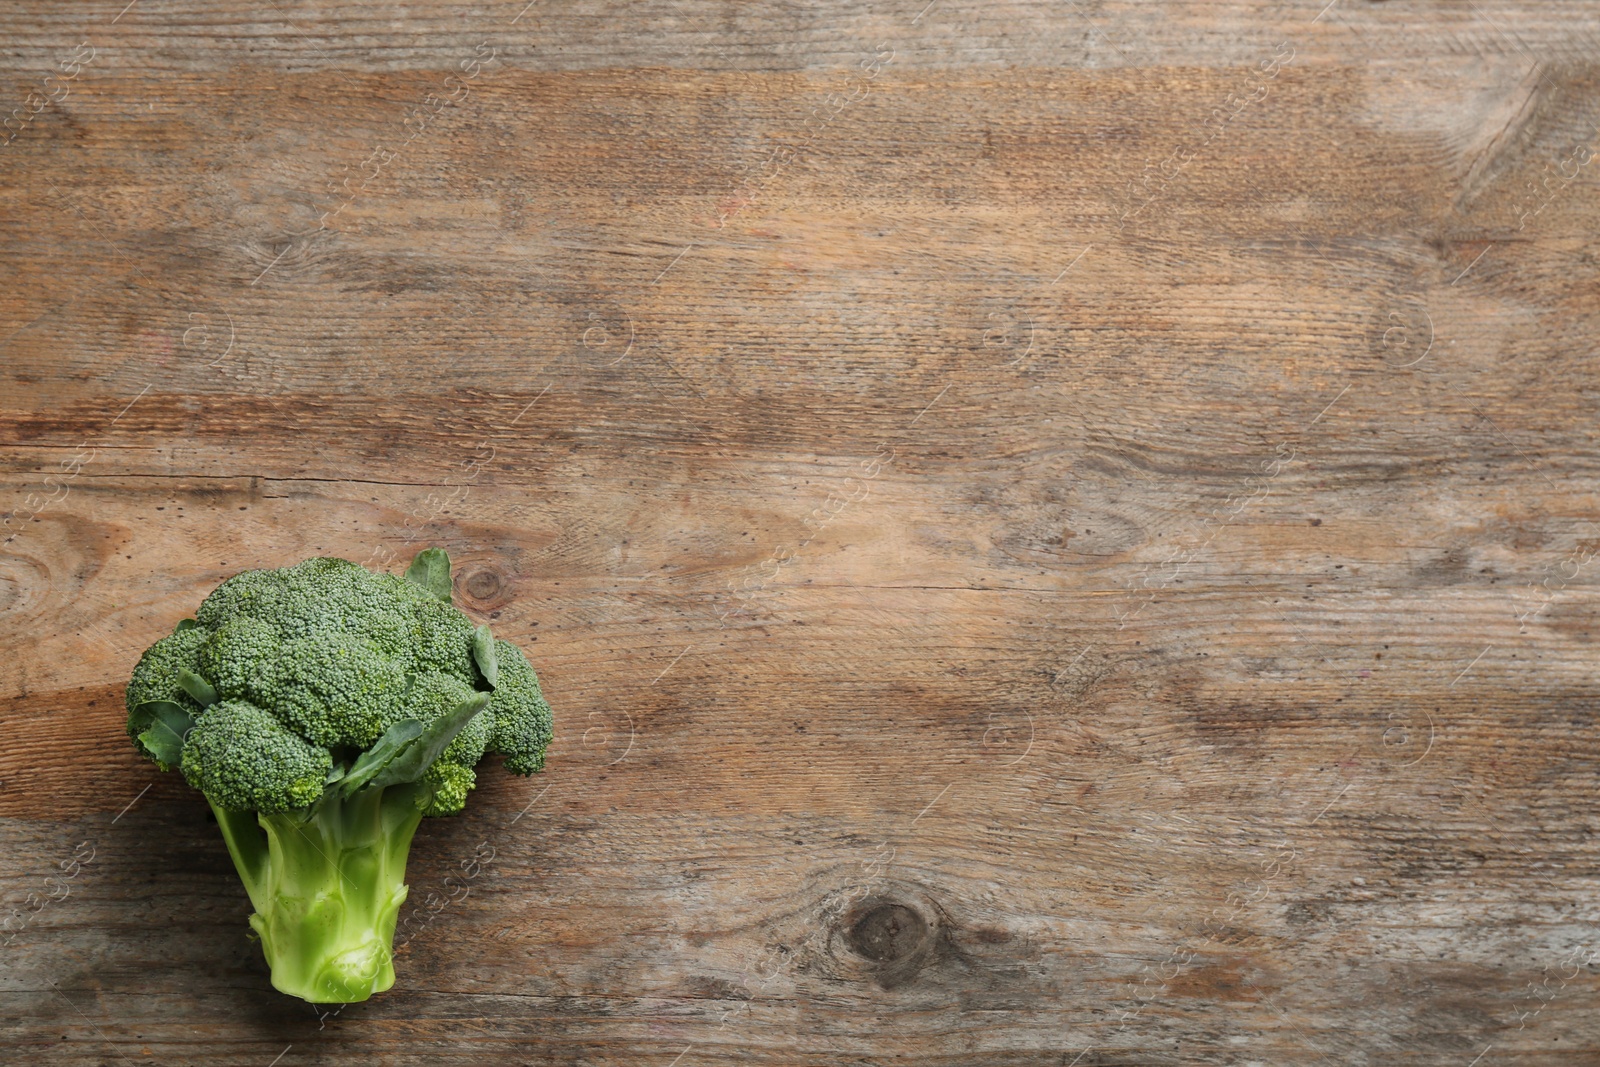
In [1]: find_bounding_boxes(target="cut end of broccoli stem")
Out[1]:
[210,784,427,1003]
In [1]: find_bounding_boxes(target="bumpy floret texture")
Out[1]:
[197,616,280,704]
[487,639,554,775]
[131,555,554,817]
[268,635,409,748]
[126,623,208,716]
[405,672,493,767]
[407,599,479,684]
[194,566,290,631]
[402,672,492,816]
[181,699,332,813]
[125,623,208,762]
[420,761,476,817]
[190,557,478,754]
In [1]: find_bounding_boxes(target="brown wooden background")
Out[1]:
[4,1,1600,1063]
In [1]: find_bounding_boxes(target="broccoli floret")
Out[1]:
[123,547,555,1004]
[406,671,494,767]
[197,616,281,704]
[126,622,208,718]
[404,673,491,817]
[267,635,408,748]
[406,598,478,682]
[195,567,286,630]
[350,579,425,660]
[488,639,555,775]
[420,761,476,816]
[181,699,331,813]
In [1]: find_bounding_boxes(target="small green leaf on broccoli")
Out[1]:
[176,668,219,707]
[471,624,498,690]
[133,700,195,767]
[365,692,491,792]
[404,547,454,603]
[339,717,424,798]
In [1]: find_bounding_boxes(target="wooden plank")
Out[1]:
[5,0,1600,1063]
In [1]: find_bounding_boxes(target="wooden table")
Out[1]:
[3,1,1599,1063]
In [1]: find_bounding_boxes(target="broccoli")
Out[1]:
[124,548,554,1004]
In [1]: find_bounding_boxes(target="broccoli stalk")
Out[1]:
[210,784,426,1003]
[124,548,554,1004]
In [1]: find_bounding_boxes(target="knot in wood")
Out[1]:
[461,566,505,606]
[846,903,929,963]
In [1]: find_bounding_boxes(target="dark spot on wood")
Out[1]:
[1187,700,1320,759]
[459,567,509,612]
[464,568,502,600]
[1413,545,1470,585]
[1285,899,1336,926]
[846,903,928,963]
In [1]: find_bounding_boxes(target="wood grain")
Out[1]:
[4,1,1600,1063]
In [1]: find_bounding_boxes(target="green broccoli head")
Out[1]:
[122,547,556,1005]
[125,548,554,815]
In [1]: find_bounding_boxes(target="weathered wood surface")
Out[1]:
[4,0,1600,1063]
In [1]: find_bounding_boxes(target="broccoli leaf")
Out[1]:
[365,692,492,792]
[177,669,219,707]
[136,700,196,765]
[471,624,498,690]
[404,547,453,603]
[339,719,425,798]
[175,618,199,631]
